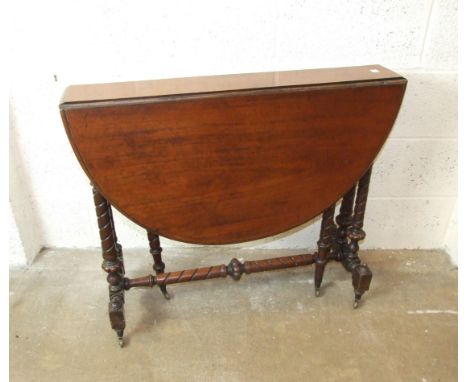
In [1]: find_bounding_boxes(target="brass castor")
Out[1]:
[315,288,320,297]
[117,330,124,348]
[353,292,362,309]
[160,285,171,300]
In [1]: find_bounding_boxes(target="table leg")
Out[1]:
[92,187,126,347]
[147,231,171,300]
[314,203,336,296]
[336,184,357,262]
[346,167,373,308]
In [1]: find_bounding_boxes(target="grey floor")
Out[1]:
[10,248,457,382]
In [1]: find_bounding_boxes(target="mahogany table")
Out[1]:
[60,65,407,347]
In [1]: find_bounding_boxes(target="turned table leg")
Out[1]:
[314,203,336,297]
[335,185,357,262]
[346,167,373,308]
[147,231,171,300]
[92,187,126,347]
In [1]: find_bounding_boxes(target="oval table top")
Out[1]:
[60,65,407,244]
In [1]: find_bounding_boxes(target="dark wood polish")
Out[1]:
[92,187,125,346]
[124,253,317,289]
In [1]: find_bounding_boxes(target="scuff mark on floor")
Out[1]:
[407,309,457,315]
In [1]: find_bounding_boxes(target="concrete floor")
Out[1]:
[10,248,457,382]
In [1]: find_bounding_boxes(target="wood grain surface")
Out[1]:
[61,67,406,244]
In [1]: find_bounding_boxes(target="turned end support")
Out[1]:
[147,231,172,300]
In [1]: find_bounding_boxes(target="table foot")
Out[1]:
[352,264,372,308]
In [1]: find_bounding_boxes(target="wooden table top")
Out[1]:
[60,65,403,106]
[60,65,406,244]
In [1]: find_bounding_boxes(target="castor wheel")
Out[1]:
[116,330,124,348]
[315,288,320,297]
[160,285,171,300]
[353,299,359,309]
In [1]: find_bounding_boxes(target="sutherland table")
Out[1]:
[60,65,407,347]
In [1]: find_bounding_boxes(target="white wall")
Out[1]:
[9,104,43,264]
[9,0,457,265]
